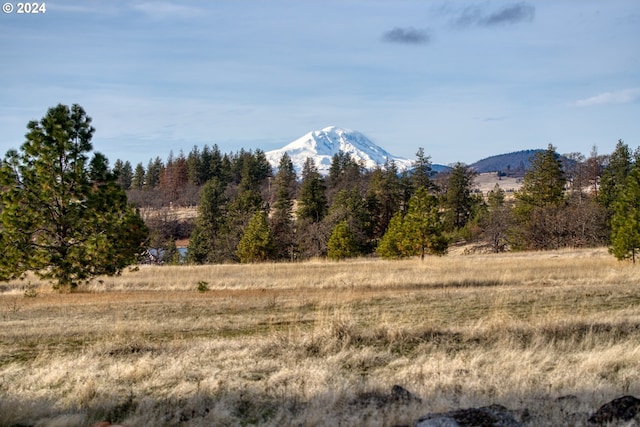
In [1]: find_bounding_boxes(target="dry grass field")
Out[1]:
[473,172,523,197]
[1,248,639,426]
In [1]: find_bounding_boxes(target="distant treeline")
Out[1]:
[114,140,639,263]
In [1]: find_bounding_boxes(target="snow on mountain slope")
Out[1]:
[265,126,412,175]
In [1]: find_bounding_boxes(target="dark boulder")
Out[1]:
[588,395,640,425]
[415,404,524,427]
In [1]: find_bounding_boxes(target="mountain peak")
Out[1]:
[265,127,412,175]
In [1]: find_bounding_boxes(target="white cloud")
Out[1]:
[575,88,640,107]
[131,2,206,20]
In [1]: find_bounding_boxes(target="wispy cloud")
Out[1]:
[382,27,432,45]
[481,116,507,122]
[574,88,640,107]
[454,2,535,28]
[131,2,205,20]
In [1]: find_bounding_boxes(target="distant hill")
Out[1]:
[469,149,543,177]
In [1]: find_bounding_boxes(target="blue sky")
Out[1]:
[1,1,639,167]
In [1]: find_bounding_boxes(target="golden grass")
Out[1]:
[1,247,639,426]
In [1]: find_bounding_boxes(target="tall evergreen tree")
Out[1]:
[270,153,297,260]
[377,187,447,260]
[223,189,264,261]
[513,145,567,250]
[0,104,148,289]
[186,145,202,185]
[367,160,402,239]
[295,158,329,259]
[610,162,640,263]
[236,211,276,263]
[327,151,364,202]
[186,178,228,263]
[200,145,213,184]
[113,159,133,190]
[327,189,373,251]
[131,162,146,190]
[239,149,272,193]
[297,158,327,223]
[410,147,434,192]
[516,144,566,209]
[443,162,476,231]
[144,157,164,189]
[599,140,632,211]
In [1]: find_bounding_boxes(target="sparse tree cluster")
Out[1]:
[474,142,632,254]
[177,148,451,263]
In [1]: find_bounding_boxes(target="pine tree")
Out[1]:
[403,187,448,259]
[443,162,476,231]
[367,160,402,239]
[327,220,361,260]
[327,151,364,202]
[325,189,372,254]
[270,153,297,260]
[223,189,264,261]
[599,140,632,211]
[186,178,228,263]
[297,158,327,223]
[131,162,146,190]
[516,144,566,209]
[410,147,434,192]
[236,211,275,263]
[113,159,133,190]
[610,162,640,263]
[186,145,202,185]
[239,149,272,193]
[513,145,567,249]
[144,157,164,189]
[377,187,447,260]
[0,104,148,289]
[376,212,405,259]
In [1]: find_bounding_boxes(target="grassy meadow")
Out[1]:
[1,247,640,426]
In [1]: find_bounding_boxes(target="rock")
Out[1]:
[350,385,421,408]
[391,385,422,404]
[415,404,525,427]
[589,395,640,425]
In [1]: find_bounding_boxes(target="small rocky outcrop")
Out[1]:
[415,404,524,427]
[588,395,640,425]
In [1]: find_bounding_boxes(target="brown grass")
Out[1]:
[1,247,639,426]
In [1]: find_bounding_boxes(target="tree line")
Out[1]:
[119,140,640,264]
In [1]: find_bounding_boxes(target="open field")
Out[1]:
[1,248,640,426]
[473,172,523,197]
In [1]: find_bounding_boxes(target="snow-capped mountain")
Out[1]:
[265,126,413,175]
